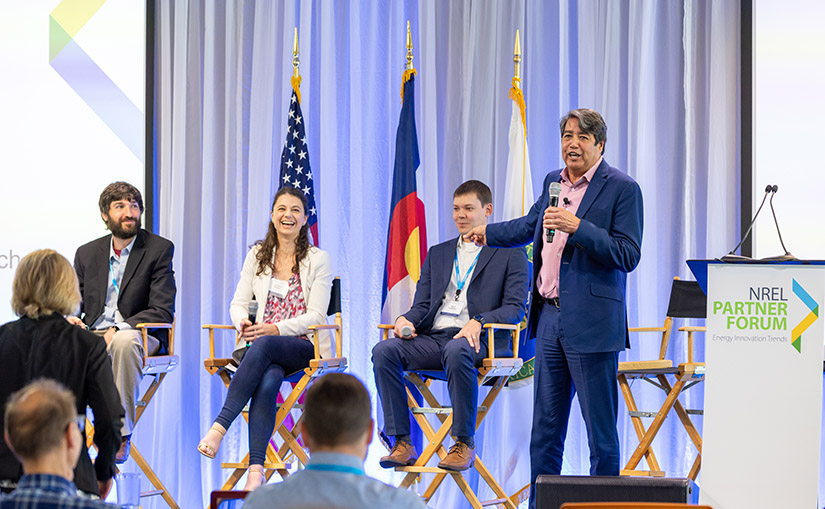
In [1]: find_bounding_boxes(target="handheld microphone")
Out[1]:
[399,325,413,339]
[545,182,562,243]
[247,299,258,325]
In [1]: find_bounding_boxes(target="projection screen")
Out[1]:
[0,1,148,323]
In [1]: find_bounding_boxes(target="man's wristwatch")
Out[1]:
[471,314,486,326]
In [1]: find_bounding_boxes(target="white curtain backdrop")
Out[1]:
[134,1,740,507]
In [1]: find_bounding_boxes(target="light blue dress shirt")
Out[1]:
[243,452,426,509]
[91,237,135,331]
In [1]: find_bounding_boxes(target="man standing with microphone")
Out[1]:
[465,109,643,508]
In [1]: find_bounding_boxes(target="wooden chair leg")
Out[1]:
[475,455,517,509]
[451,472,485,509]
[619,373,661,473]
[134,374,164,425]
[687,451,702,480]
[131,444,179,508]
[420,472,448,500]
[399,374,518,509]
[659,376,703,480]
[220,451,251,491]
[624,376,687,472]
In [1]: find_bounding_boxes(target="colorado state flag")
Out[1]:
[382,72,427,322]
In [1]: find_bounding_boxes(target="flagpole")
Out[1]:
[510,29,528,214]
[401,21,416,99]
[292,27,302,104]
[513,29,521,89]
[406,20,414,71]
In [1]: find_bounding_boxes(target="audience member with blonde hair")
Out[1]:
[0,249,123,499]
[1,380,115,507]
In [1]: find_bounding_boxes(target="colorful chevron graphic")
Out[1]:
[49,0,144,163]
[791,279,819,353]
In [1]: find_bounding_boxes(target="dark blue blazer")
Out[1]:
[403,237,529,354]
[486,160,643,353]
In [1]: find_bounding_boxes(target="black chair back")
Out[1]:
[327,277,341,316]
[666,279,706,319]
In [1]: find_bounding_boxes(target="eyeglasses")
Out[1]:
[68,415,86,433]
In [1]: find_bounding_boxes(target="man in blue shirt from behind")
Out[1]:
[244,373,425,508]
[1,380,114,508]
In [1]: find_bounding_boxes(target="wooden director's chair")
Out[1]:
[619,278,706,480]
[85,320,180,508]
[378,322,523,509]
[203,277,345,494]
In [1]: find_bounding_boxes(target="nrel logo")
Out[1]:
[711,279,819,353]
[792,279,819,353]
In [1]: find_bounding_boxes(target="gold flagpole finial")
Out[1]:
[292,27,300,78]
[406,20,414,71]
[513,29,522,87]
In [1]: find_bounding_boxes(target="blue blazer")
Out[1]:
[486,160,643,353]
[403,237,529,354]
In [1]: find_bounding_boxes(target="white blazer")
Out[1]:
[230,244,334,362]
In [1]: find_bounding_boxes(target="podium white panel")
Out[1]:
[700,264,824,509]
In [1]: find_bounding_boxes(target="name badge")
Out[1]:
[269,278,289,299]
[440,300,464,316]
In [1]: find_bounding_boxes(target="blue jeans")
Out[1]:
[215,335,314,466]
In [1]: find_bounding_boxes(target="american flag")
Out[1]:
[278,89,318,244]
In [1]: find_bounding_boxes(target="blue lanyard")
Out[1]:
[453,249,481,299]
[304,463,365,476]
[108,257,121,295]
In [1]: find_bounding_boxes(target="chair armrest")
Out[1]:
[482,323,521,360]
[678,326,706,363]
[308,323,343,358]
[201,324,238,360]
[484,323,518,330]
[136,322,173,329]
[377,324,394,341]
[135,322,175,356]
[628,326,668,332]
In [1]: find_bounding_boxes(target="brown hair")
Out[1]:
[255,187,311,276]
[4,379,77,461]
[454,180,492,206]
[559,108,608,155]
[303,373,371,447]
[98,181,144,219]
[11,249,80,319]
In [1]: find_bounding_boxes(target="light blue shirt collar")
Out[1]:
[109,235,136,259]
[306,451,365,475]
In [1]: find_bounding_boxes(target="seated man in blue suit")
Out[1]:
[373,180,529,472]
[465,109,643,508]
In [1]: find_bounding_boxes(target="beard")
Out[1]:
[109,216,140,239]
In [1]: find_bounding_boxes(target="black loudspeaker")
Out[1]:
[536,475,698,509]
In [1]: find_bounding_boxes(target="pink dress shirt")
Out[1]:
[537,157,602,299]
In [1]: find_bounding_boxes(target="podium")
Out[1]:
[687,259,825,509]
